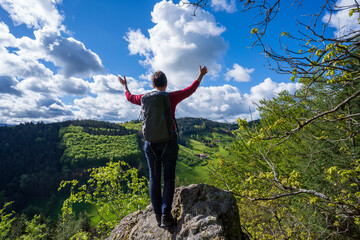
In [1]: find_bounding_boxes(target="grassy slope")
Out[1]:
[175,132,233,186]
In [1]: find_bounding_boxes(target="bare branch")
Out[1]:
[232,186,329,201]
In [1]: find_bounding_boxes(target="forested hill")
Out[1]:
[0,118,237,217]
[176,117,237,134]
[0,120,135,214]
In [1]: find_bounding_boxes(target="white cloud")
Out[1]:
[0,22,16,46]
[28,27,104,78]
[0,0,105,124]
[0,91,73,124]
[211,0,237,13]
[323,0,360,37]
[90,74,148,96]
[225,63,254,82]
[17,77,53,93]
[177,84,248,121]
[125,0,227,89]
[0,0,63,29]
[56,75,89,95]
[126,29,151,57]
[72,95,141,123]
[90,74,124,95]
[0,76,22,96]
[69,74,152,122]
[244,78,302,105]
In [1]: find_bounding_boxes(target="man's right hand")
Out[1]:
[199,65,208,77]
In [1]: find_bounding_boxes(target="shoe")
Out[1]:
[156,214,162,226]
[160,213,176,228]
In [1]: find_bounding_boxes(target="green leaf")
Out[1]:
[251,28,259,34]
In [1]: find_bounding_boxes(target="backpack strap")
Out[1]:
[149,142,169,176]
[173,117,179,136]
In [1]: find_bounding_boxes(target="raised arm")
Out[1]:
[118,75,142,105]
[118,75,129,92]
[196,65,208,84]
[169,65,208,106]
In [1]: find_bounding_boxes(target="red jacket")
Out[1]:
[125,80,200,119]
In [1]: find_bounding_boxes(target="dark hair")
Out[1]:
[151,71,167,87]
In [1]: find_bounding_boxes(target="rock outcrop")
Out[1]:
[107,184,247,240]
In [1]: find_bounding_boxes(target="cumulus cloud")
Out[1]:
[36,28,104,77]
[125,0,227,89]
[0,76,22,96]
[73,75,148,122]
[0,22,16,46]
[323,0,360,37]
[16,27,104,78]
[0,0,105,124]
[89,74,148,96]
[90,74,122,95]
[0,92,73,124]
[73,95,141,122]
[0,50,53,80]
[211,0,237,13]
[0,0,63,29]
[244,78,302,104]
[177,84,247,121]
[225,63,254,82]
[56,75,89,95]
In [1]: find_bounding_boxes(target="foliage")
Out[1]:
[54,213,94,240]
[0,202,15,240]
[184,0,360,238]
[176,117,237,137]
[120,120,142,132]
[63,119,129,136]
[58,160,150,235]
[69,231,90,240]
[0,122,64,208]
[1,203,50,240]
[211,53,360,239]
[0,120,132,216]
[178,144,205,167]
[60,125,141,168]
[20,214,48,240]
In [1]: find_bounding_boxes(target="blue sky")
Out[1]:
[0,0,357,124]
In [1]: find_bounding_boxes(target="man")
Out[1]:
[118,65,208,228]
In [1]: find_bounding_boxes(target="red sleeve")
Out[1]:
[169,80,200,116]
[125,91,143,106]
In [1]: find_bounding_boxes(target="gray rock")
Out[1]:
[107,184,247,240]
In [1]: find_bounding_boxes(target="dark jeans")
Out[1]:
[144,135,178,215]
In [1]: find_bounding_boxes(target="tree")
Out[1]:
[0,202,15,240]
[1,203,51,240]
[211,81,359,238]
[186,0,360,238]
[59,160,150,236]
[20,215,48,240]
